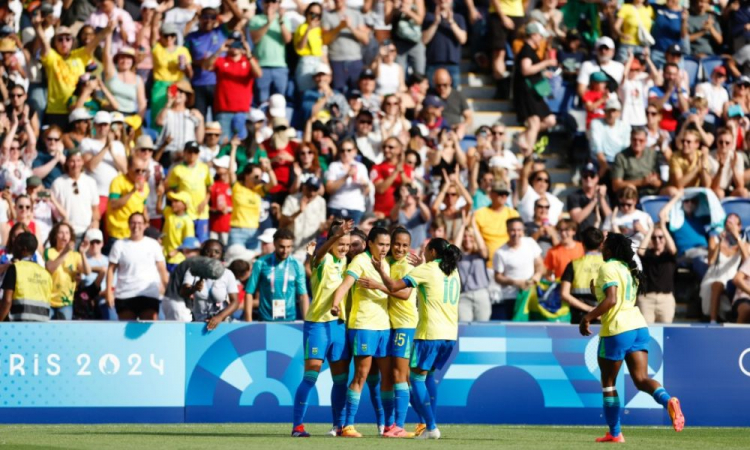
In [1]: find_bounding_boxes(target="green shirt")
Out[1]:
[248,15,291,67]
[218,144,267,175]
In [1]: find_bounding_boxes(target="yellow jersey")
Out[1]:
[307,252,347,323]
[44,248,82,308]
[230,182,265,229]
[106,174,150,239]
[162,207,195,264]
[166,162,212,220]
[404,260,460,341]
[41,47,92,114]
[345,251,390,331]
[293,23,323,57]
[595,260,647,337]
[473,206,520,267]
[388,256,418,329]
[151,44,192,82]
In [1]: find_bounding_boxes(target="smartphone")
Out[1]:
[168,83,179,98]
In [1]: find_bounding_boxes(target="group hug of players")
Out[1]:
[290,221,685,441]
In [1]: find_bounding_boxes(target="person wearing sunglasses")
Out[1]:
[105,157,151,243]
[603,185,653,252]
[568,161,612,234]
[151,23,194,126]
[51,150,100,243]
[325,137,370,224]
[662,129,711,197]
[293,2,325,94]
[707,127,747,199]
[517,157,563,225]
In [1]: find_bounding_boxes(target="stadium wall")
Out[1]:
[0,322,748,426]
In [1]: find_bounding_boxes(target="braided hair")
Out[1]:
[604,232,645,295]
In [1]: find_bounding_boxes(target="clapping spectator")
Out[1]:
[379,94,412,142]
[51,149,99,241]
[422,0,466,87]
[568,161,611,233]
[391,183,431,247]
[323,0,370,93]
[155,79,205,165]
[150,22,193,126]
[82,111,128,215]
[524,197,559,257]
[687,0,722,58]
[663,129,711,196]
[372,39,405,97]
[372,136,413,218]
[250,0,292,105]
[105,157,150,242]
[455,216,491,321]
[289,142,324,195]
[32,126,67,189]
[517,156,563,225]
[708,127,747,198]
[44,222,91,320]
[638,219,678,324]
[648,62,689,133]
[431,167,472,242]
[280,177,327,262]
[325,137,370,224]
[603,185,654,251]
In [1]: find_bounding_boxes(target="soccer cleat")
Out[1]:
[291,425,310,437]
[340,425,362,438]
[668,397,685,432]
[414,423,426,436]
[378,425,385,435]
[383,424,395,434]
[595,432,625,443]
[327,426,340,437]
[383,426,414,438]
[415,428,441,440]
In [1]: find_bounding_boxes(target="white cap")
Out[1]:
[110,111,125,123]
[224,244,257,264]
[141,0,159,8]
[596,36,615,50]
[315,63,332,75]
[249,108,266,123]
[489,155,516,170]
[93,111,111,125]
[605,97,622,111]
[258,228,277,244]
[213,155,231,169]
[85,228,103,242]
[268,94,286,119]
[68,108,91,123]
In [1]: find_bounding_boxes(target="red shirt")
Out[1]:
[209,180,232,233]
[214,56,255,113]
[264,140,299,194]
[370,162,413,216]
[582,90,605,128]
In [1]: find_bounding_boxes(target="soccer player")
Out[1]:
[291,220,354,437]
[374,237,463,440]
[580,233,685,443]
[330,227,392,438]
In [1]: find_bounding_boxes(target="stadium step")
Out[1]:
[473,111,520,128]
[462,72,496,88]
[467,98,513,112]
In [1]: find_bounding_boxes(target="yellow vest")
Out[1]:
[11,260,53,322]
[571,253,605,296]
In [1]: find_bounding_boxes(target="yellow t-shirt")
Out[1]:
[474,206,520,267]
[152,43,192,82]
[41,47,92,114]
[162,207,195,265]
[491,0,523,16]
[293,23,323,57]
[617,4,654,46]
[307,252,347,323]
[404,260,460,341]
[230,183,265,229]
[44,248,83,308]
[345,251,390,331]
[668,153,701,188]
[166,162,212,220]
[106,174,150,239]
[595,260,647,337]
[388,256,418,329]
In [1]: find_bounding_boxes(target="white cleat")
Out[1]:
[378,425,385,436]
[415,428,441,439]
[327,427,339,437]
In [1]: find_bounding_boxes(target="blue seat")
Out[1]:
[545,80,576,114]
[683,57,700,89]
[640,195,671,224]
[722,197,750,228]
[700,56,724,81]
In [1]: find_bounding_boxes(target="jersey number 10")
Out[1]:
[443,278,459,305]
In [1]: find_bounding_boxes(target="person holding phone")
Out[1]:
[151,22,193,126]
[293,2,326,94]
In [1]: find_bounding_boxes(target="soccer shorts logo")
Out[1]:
[361,343,368,352]
[311,347,318,356]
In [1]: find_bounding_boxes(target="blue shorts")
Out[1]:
[303,320,349,362]
[348,329,389,358]
[389,328,416,359]
[410,339,456,372]
[598,328,650,361]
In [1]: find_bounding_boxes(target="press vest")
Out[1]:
[10,260,52,322]
[571,253,605,296]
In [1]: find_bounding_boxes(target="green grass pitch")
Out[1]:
[1,424,749,449]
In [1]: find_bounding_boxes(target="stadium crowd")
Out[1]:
[0,0,750,325]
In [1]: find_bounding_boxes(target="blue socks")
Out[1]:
[331,373,348,429]
[293,370,319,427]
[344,388,361,427]
[425,371,438,418]
[410,385,425,424]
[367,374,385,427]
[394,382,410,428]
[410,372,436,430]
[382,390,395,426]
[652,387,671,408]
[603,395,621,437]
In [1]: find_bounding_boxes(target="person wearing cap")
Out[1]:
[209,155,233,245]
[582,71,610,129]
[44,222,92,320]
[612,0,654,63]
[102,38,147,118]
[0,38,29,96]
[300,62,347,123]
[200,122,223,167]
[156,78,205,159]
[322,0,370,93]
[416,94,449,135]
[576,36,624,100]
[166,141,212,242]
[292,2,325,93]
[35,13,114,127]
[470,181,520,269]
[355,68,381,116]
[203,33,262,141]
[85,0,136,55]
[279,176,327,262]
[249,0,292,105]
[695,65,730,117]
[567,160,612,234]
[80,111,128,214]
[151,22,193,125]
[105,157,151,241]
[257,227,277,255]
[64,108,92,150]
[431,68,472,139]
[649,0,687,68]
[660,44,690,93]
[79,228,117,320]
[589,97,631,175]
[159,190,196,269]
[648,62,689,133]
[612,127,663,197]
[422,0,467,89]
[51,149,100,241]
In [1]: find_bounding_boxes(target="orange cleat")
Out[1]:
[414,423,426,436]
[595,432,625,443]
[340,425,362,438]
[668,397,685,432]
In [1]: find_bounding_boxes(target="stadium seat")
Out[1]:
[639,195,670,223]
[683,57,700,89]
[700,56,724,81]
[545,79,576,115]
[722,197,750,227]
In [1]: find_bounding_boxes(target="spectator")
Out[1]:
[8,85,40,139]
[589,97,631,176]
[229,159,278,250]
[245,228,309,321]
[645,101,672,156]
[44,222,91,320]
[279,176,327,263]
[379,94,412,142]
[262,117,299,200]
[105,157,150,242]
[372,39,405,97]
[325,137,370,223]
[62,108,92,151]
[9,194,40,245]
[544,219,584,280]
[51,149,100,241]
[300,63,347,125]
[208,155,232,245]
[155,79,204,164]
[102,41,146,119]
[576,37,624,100]
[493,217,544,320]
[392,184,431,248]
[695,66,730,118]
[517,157,564,225]
[473,180,519,268]
[638,219,678,324]
[431,168,472,241]
[648,62,689,133]
[612,127,663,197]
[322,0,370,93]
[81,228,115,320]
[162,0,198,46]
[415,94,450,138]
[431,68,472,138]
[1,120,35,197]
[650,0,688,68]
[620,54,659,128]
[524,197,559,257]
[289,143,324,195]
[0,232,52,322]
[456,217,491,322]
[675,97,715,149]
[603,185,654,251]
[613,0,654,62]
[661,191,710,259]
[150,22,193,126]
[106,212,169,321]
[32,126,67,189]
[530,0,566,42]
[709,127,747,199]
[82,111,127,216]
[356,68,381,117]
[386,0,426,76]
[200,122,223,166]
[733,258,750,324]
[663,129,711,196]
[161,238,204,322]
[218,111,267,175]
[568,161,611,234]
[427,129,467,191]
[722,78,750,121]
[85,0,136,56]
[293,3,325,94]
[249,0,292,105]
[560,227,605,325]
[422,0,466,87]
[158,191,195,269]
[513,22,557,156]
[27,176,65,246]
[687,0,722,58]
[372,136,413,218]
[470,163,495,211]
[182,239,239,326]
[582,71,609,128]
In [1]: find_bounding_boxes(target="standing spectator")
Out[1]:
[386,0,426,76]
[473,180,519,268]
[619,53,659,128]
[589,97,632,177]
[209,155,232,245]
[648,62,689,133]
[674,97,715,150]
[0,232,52,322]
[582,72,609,128]
[300,63,347,125]
[733,258,750,324]
[81,228,115,320]
[612,127,663,196]
[516,157,564,225]
[663,129,711,196]
[322,0,370,93]
[371,136,413,218]
[325,137,370,223]
[650,0,688,68]
[102,41,147,119]
[106,212,169,321]
[289,143,324,195]
[32,127,67,189]
[489,0,524,84]
[576,37,625,100]
[51,150,100,241]
[85,0,136,56]
[184,8,228,119]
[524,197,559,257]
[604,185,654,251]
[422,0,466,87]
[456,216,491,322]
[229,159,278,250]
[613,0,654,62]
[431,68,472,138]
[708,127,747,199]
[293,3,325,94]
[181,239,239,325]
[469,164,495,211]
[568,161,611,234]
[82,111,127,217]
[44,222,91,320]
[280,177,327,262]
[131,135,165,230]
[493,217,544,320]
[560,227,605,324]
[150,22,193,126]
[245,228,309,321]
[687,0,722,58]
[156,79,205,163]
[372,39,405,97]
[1,123,34,197]
[163,0,198,45]
[637,219,677,324]
[379,94,412,142]
[660,191,709,258]
[544,219,584,280]
[695,66,730,118]
[250,0,292,105]
[262,117,299,200]
[353,110,383,165]
[105,157,150,242]
[391,184,431,248]
[167,141,212,242]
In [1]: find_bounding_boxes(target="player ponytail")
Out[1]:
[603,233,645,295]
[427,238,462,276]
